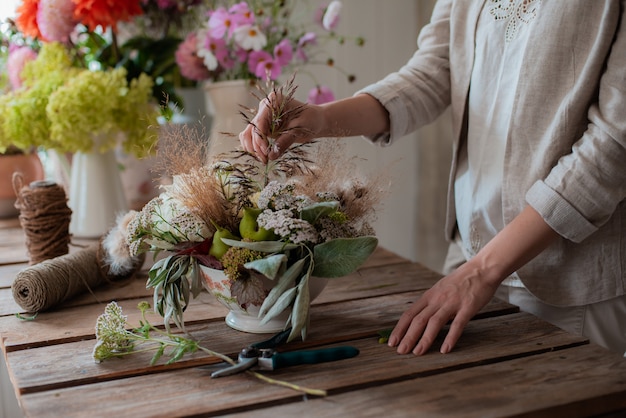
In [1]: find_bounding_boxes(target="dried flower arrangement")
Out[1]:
[103,78,388,341]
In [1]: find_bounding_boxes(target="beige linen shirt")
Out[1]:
[359,0,626,306]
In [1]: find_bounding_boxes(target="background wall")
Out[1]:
[300,0,452,272]
[0,2,453,417]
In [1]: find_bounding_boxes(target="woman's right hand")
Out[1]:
[239,93,323,163]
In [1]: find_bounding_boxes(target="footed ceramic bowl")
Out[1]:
[199,265,328,333]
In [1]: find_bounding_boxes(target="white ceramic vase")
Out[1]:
[202,79,258,158]
[68,150,128,238]
[199,265,328,334]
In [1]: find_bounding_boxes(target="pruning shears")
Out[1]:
[209,329,360,378]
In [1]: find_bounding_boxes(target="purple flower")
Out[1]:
[36,0,77,43]
[308,85,335,104]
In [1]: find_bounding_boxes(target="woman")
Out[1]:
[240,0,626,355]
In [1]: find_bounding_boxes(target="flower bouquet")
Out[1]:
[114,80,385,342]
[175,0,364,104]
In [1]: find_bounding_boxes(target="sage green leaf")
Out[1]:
[312,236,378,278]
[188,260,202,298]
[260,286,297,325]
[288,274,311,342]
[244,254,287,280]
[258,258,305,317]
[221,238,299,253]
[300,201,339,224]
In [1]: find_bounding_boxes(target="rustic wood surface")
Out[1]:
[1,223,625,418]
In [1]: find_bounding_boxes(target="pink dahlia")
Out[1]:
[175,33,211,81]
[37,0,78,42]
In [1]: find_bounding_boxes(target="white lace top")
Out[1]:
[455,0,541,286]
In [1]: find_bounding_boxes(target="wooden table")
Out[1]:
[1,219,626,418]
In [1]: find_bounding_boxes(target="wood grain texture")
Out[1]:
[5,291,518,393]
[222,344,626,418]
[14,312,587,417]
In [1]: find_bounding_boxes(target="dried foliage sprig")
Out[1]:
[93,301,327,397]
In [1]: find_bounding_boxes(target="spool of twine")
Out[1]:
[11,242,144,313]
[12,173,72,265]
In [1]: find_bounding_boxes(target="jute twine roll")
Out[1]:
[11,241,145,313]
[12,173,72,265]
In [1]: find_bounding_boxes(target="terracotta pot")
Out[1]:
[0,152,45,218]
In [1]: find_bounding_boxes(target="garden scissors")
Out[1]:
[210,329,360,378]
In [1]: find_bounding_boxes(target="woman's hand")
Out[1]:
[239,93,390,162]
[389,205,560,355]
[239,93,322,163]
[388,260,500,355]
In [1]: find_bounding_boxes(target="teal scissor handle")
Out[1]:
[259,346,360,370]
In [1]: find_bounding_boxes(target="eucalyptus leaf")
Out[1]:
[300,201,339,224]
[258,258,306,317]
[260,286,297,325]
[244,254,287,280]
[312,236,378,278]
[288,274,311,342]
[221,238,299,253]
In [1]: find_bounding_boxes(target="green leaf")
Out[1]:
[258,258,306,317]
[221,238,299,253]
[288,274,311,342]
[260,286,297,325]
[300,201,339,224]
[312,236,378,278]
[244,254,287,280]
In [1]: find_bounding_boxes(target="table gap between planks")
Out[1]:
[1,219,626,417]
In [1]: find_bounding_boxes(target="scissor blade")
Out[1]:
[210,357,257,378]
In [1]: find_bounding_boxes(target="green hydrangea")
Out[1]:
[0,42,159,156]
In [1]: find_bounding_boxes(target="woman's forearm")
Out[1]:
[317,93,390,138]
[466,205,561,287]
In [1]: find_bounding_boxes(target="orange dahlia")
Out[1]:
[72,0,144,32]
[15,0,43,39]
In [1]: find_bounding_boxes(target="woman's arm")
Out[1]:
[239,93,389,162]
[389,204,560,355]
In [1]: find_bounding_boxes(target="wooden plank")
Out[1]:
[0,263,27,289]
[0,261,447,350]
[4,298,533,395]
[0,247,412,315]
[14,312,587,418]
[221,344,626,418]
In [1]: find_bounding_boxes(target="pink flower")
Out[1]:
[322,1,342,31]
[296,32,317,61]
[273,39,293,66]
[229,2,254,26]
[7,46,38,90]
[175,33,212,81]
[248,50,281,80]
[36,0,77,43]
[208,7,233,39]
[308,85,335,104]
[248,50,271,74]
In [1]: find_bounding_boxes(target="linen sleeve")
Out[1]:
[356,0,453,146]
[526,3,626,243]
